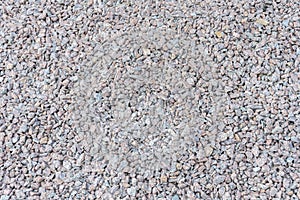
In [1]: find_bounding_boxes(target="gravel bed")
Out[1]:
[1,0,300,199]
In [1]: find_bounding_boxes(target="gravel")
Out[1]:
[1,0,300,199]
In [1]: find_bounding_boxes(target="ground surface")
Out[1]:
[0,0,300,199]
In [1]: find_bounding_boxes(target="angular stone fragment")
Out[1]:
[204,146,214,157]
[127,187,137,197]
[214,175,226,185]
[256,18,269,26]
[215,31,223,38]
[160,175,168,183]
[272,126,283,134]
[40,137,48,144]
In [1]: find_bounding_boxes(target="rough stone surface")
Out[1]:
[0,0,299,199]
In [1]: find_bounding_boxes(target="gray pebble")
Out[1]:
[272,126,283,134]
[253,167,260,172]
[269,187,278,196]
[0,195,9,200]
[282,19,289,27]
[256,157,267,167]
[18,124,28,133]
[63,160,72,170]
[286,157,294,163]
[214,175,226,185]
[127,187,137,197]
[172,194,180,200]
[11,135,19,144]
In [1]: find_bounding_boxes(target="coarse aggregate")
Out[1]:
[0,0,300,199]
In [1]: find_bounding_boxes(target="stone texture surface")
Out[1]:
[0,0,299,199]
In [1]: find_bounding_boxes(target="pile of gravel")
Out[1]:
[1,0,299,199]
[70,27,223,170]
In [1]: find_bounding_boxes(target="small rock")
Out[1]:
[160,175,168,183]
[286,157,294,163]
[214,175,226,185]
[19,124,28,133]
[223,192,231,200]
[256,157,267,167]
[245,151,253,160]
[283,178,290,188]
[142,48,151,55]
[253,167,260,172]
[76,153,85,165]
[269,187,278,196]
[170,162,177,172]
[40,137,48,144]
[291,136,299,142]
[272,126,283,134]
[215,31,223,38]
[7,62,14,70]
[219,132,228,142]
[256,18,269,26]
[118,160,128,171]
[252,145,260,157]
[186,77,195,85]
[70,76,78,82]
[90,145,99,154]
[12,135,20,144]
[172,194,180,200]
[93,92,102,102]
[235,153,245,162]
[0,195,9,200]
[176,163,182,170]
[282,19,289,27]
[204,146,214,156]
[218,186,226,196]
[63,160,72,170]
[15,190,25,199]
[127,187,136,197]
[234,134,241,142]
[74,181,82,187]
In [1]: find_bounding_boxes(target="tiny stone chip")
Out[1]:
[204,146,214,156]
[256,18,269,26]
[272,126,283,134]
[160,175,168,183]
[127,187,137,197]
[215,31,223,38]
[40,137,48,144]
[172,194,180,200]
[214,175,226,185]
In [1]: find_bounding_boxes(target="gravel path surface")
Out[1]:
[1,0,300,199]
